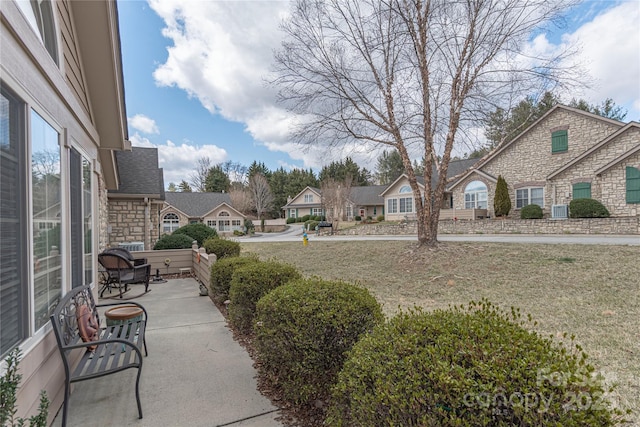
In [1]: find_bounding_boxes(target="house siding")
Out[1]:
[108,199,162,249]
[454,108,623,217]
[551,127,640,215]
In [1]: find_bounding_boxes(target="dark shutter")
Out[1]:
[70,148,83,287]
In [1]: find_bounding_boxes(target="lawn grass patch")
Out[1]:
[241,240,639,421]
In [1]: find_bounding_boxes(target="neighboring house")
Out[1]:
[448,105,640,218]
[161,192,246,236]
[281,185,387,220]
[107,147,165,250]
[1,0,129,422]
[381,158,480,221]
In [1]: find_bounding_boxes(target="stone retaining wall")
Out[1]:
[337,217,639,235]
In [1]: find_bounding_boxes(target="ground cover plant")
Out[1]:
[241,240,638,425]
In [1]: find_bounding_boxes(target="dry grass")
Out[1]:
[241,240,640,422]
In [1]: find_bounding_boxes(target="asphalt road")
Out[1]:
[242,226,640,246]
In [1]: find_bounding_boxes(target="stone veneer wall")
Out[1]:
[337,217,639,235]
[108,199,148,248]
[98,174,110,252]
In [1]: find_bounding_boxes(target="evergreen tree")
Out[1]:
[569,98,627,121]
[319,157,371,186]
[178,180,192,192]
[247,161,271,181]
[493,175,511,217]
[205,165,231,192]
[375,150,405,184]
[167,182,177,192]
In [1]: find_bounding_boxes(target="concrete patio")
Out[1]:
[51,278,282,427]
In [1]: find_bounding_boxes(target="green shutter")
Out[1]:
[551,130,568,153]
[626,166,640,203]
[572,182,591,199]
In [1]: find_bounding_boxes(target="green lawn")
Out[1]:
[241,240,639,421]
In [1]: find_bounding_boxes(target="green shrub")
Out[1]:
[520,203,543,219]
[354,215,361,221]
[244,219,255,233]
[286,217,296,224]
[228,261,301,333]
[255,278,383,407]
[305,220,319,230]
[327,300,622,427]
[209,255,260,303]
[494,175,511,217]
[202,237,241,259]
[313,215,323,221]
[232,229,244,236]
[376,215,385,222]
[301,215,311,222]
[153,233,194,250]
[172,223,217,246]
[296,217,305,223]
[569,198,610,218]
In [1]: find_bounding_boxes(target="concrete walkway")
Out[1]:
[52,279,282,427]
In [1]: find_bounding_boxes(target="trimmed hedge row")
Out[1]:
[326,301,623,426]
[203,237,241,259]
[228,261,301,333]
[255,278,383,406]
[209,255,260,303]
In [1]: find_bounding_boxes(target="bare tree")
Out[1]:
[189,156,212,192]
[229,186,253,215]
[321,177,352,230]
[273,0,580,246]
[248,174,274,230]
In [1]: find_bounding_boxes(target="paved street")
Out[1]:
[242,226,639,245]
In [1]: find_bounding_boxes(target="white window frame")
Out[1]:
[304,194,314,203]
[387,198,398,214]
[162,213,180,233]
[516,187,544,209]
[399,197,413,213]
[464,181,488,209]
[206,220,217,230]
[289,209,296,218]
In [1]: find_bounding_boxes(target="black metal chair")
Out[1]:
[98,251,151,298]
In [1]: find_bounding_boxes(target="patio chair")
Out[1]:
[98,250,151,298]
[103,247,148,266]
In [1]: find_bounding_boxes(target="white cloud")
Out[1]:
[128,114,160,134]
[555,2,640,118]
[130,132,227,185]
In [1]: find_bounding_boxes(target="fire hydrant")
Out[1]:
[302,230,308,246]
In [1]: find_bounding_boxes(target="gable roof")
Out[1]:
[349,185,386,205]
[595,143,640,175]
[109,147,165,198]
[380,157,480,196]
[282,186,323,208]
[548,122,640,180]
[164,192,232,218]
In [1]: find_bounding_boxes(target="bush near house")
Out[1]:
[228,261,301,334]
[354,215,361,221]
[326,300,621,427]
[569,198,610,218]
[153,233,194,250]
[286,217,297,224]
[203,237,241,259]
[209,255,260,303]
[520,203,543,219]
[376,215,385,222]
[172,223,217,246]
[255,278,383,407]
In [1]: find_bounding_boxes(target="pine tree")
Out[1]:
[493,175,511,217]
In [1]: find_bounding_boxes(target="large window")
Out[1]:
[69,148,93,288]
[516,187,544,208]
[163,213,180,233]
[16,0,59,65]
[627,166,640,204]
[31,110,61,331]
[312,208,323,216]
[387,198,398,214]
[1,85,27,357]
[399,197,413,213]
[464,181,487,209]
[304,194,314,203]
[572,182,591,200]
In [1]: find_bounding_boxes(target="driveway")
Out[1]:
[242,226,639,245]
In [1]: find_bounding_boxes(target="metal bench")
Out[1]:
[50,285,148,427]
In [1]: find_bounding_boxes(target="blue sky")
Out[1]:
[117,0,640,187]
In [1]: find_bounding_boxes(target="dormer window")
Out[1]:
[304,194,314,203]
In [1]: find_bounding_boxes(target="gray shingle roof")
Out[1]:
[349,185,386,205]
[416,157,480,190]
[164,192,232,218]
[110,147,165,198]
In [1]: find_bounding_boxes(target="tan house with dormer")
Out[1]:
[161,192,246,236]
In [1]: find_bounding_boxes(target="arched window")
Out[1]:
[218,211,230,217]
[162,213,179,233]
[464,180,487,209]
[399,185,412,193]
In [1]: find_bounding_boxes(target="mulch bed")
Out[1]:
[209,296,325,427]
